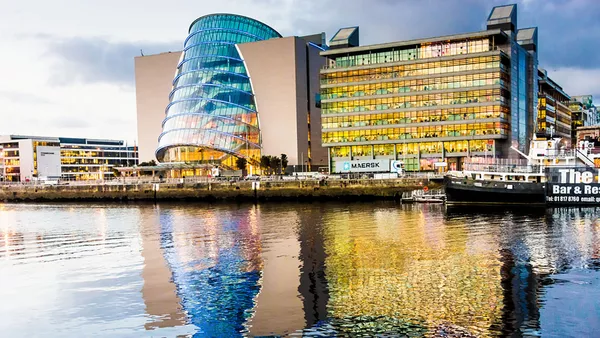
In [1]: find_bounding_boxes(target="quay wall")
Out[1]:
[0,179,440,203]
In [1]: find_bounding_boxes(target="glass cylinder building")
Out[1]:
[156,14,281,169]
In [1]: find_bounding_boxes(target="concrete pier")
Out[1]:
[0,178,439,202]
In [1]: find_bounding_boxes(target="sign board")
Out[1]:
[390,160,404,174]
[336,159,390,173]
[36,146,61,178]
[546,167,600,205]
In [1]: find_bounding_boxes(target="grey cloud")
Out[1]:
[519,1,600,69]
[548,67,600,101]
[276,0,599,70]
[277,0,492,45]
[51,116,93,129]
[26,0,600,89]
[40,36,181,87]
[0,90,53,105]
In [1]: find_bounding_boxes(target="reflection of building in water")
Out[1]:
[297,207,329,328]
[498,249,541,336]
[139,206,186,330]
[0,206,24,258]
[160,206,263,337]
[322,207,504,336]
[246,209,305,336]
[546,208,600,268]
[246,206,330,337]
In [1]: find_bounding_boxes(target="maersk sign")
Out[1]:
[336,159,390,173]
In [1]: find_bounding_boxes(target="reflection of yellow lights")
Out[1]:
[323,209,503,337]
[96,208,107,240]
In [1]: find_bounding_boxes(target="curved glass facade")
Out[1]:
[156,14,281,168]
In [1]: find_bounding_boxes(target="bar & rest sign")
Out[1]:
[546,167,600,205]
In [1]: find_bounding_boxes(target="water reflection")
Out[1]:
[0,203,599,337]
[139,207,186,330]
[159,206,263,337]
[322,205,503,337]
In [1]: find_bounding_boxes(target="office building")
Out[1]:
[537,68,571,143]
[320,4,539,172]
[135,14,327,175]
[0,135,138,182]
[569,96,598,142]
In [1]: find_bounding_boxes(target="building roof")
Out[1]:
[538,69,571,100]
[321,29,507,56]
[516,27,537,47]
[486,4,517,27]
[517,27,536,41]
[331,27,356,41]
[187,13,282,37]
[488,4,515,20]
[329,26,359,48]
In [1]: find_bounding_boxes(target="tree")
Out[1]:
[269,156,281,174]
[260,155,271,174]
[236,157,247,172]
[139,160,157,167]
[280,154,288,173]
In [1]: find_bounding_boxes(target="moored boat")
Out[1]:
[444,135,598,206]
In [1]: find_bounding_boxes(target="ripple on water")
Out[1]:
[0,203,599,337]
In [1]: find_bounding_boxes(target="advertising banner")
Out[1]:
[336,159,390,173]
[36,146,62,178]
[545,167,600,205]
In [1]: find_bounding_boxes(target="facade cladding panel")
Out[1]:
[135,52,183,163]
[156,14,281,169]
[320,4,538,172]
[236,37,304,167]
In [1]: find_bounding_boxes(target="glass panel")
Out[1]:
[158,14,281,166]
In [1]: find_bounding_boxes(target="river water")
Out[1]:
[0,202,599,337]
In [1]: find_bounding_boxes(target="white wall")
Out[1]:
[134,52,183,163]
[18,139,34,182]
[37,146,62,178]
[237,37,302,165]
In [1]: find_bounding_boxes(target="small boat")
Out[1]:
[403,189,446,204]
[444,134,598,206]
[413,195,446,203]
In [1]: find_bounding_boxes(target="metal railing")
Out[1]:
[462,163,542,174]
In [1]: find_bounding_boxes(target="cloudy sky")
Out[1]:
[1,0,598,142]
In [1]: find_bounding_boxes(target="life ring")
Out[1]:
[423,186,429,192]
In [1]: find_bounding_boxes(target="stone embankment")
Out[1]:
[0,178,441,203]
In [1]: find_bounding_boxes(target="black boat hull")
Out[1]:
[444,176,546,205]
